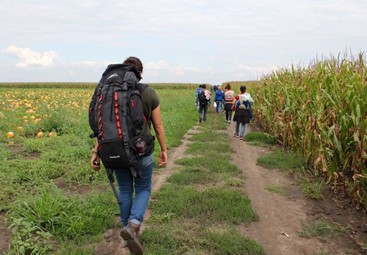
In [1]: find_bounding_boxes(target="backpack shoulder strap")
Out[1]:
[135,83,152,127]
[136,83,148,93]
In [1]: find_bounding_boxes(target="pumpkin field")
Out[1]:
[0,84,199,254]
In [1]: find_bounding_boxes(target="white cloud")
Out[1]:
[0,1,366,82]
[145,60,170,70]
[80,61,100,67]
[234,63,276,80]
[173,65,200,76]
[3,45,58,68]
[146,60,200,75]
[237,64,270,74]
[144,60,203,82]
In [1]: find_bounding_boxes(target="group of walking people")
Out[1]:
[195,83,254,140]
[89,56,254,255]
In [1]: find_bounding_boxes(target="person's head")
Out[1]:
[225,83,231,90]
[240,86,246,93]
[123,56,143,74]
[202,84,207,89]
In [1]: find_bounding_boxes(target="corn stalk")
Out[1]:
[253,53,367,207]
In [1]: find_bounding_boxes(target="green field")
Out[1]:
[1,83,266,254]
[0,85,200,254]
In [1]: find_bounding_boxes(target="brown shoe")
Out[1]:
[120,222,144,255]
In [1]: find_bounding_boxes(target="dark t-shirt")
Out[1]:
[140,85,160,136]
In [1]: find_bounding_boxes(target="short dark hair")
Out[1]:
[240,86,246,93]
[123,56,143,74]
[225,83,231,90]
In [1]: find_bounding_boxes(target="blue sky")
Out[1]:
[1,0,366,84]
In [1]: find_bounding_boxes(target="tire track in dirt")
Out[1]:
[0,213,11,254]
[227,124,363,255]
[94,125,200,255]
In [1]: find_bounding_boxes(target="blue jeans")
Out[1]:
[199,103,208,121]
[235,122,247,138]
[215,101,223,113]
[114,153,154,226]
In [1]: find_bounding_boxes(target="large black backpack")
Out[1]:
[198,90,208,106]
[89,64,154,177]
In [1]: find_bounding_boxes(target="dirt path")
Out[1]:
[94,125,199,255]
[228,124,366,255]
[0,213,11,254]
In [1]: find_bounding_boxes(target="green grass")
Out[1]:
[151,184,258,224]
[167,167,217,185]
[299,220,345,241]
[257,150,305,171]
[142,219,265,255]
[155,89,198,148]
[265,184,286,195]
[300,179,324,199]
[186,139,233,155]
[7,218,53,255]
[203,229,265,255]
[244,131,277,146]
[6,186,117,254]
[7,185,117,243]
[176,155,240,174]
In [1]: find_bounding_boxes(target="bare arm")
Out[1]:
[151,105,167,167]
[90,139,101,171]
[232,97,238,110]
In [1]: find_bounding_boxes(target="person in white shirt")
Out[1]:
[223,83,235,124]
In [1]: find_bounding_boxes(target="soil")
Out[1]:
[7,143,40,160]
[53,177,109,196]
[0,213,11,254]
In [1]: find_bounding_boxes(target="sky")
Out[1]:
[1,0,366,84]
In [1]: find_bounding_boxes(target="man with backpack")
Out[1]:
[195,84,203,109]
[197,84,210,123]
[89,56,167,255]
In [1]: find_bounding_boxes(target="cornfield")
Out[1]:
[253,53,367,207]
